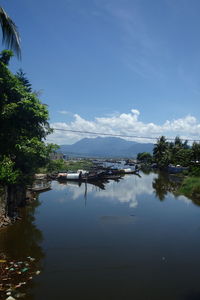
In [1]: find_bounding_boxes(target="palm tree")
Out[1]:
[153,136,168,161]
[0,7,21,58]
[153,136,169,168]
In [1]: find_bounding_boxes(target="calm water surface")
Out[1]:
[1,172,200,300]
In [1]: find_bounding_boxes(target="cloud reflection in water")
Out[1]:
[51,172,157,208]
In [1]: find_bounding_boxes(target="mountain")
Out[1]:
[59,137,154,158]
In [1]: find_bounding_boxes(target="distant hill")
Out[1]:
[59,137,154,158]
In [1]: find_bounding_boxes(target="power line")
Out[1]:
[52,128,200,142]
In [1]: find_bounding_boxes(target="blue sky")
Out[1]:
[2,0,200,144]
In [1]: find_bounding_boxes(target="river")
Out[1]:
[1,171,200,300]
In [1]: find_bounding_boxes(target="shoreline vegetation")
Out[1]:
[178,177,200,199]
[138,135,200,200]
[38,158,94,174]
[0,50,56,227]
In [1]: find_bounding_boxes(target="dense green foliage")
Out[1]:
[0,50,55,185]
[16,68,32,92]
[179,177,200,199]
[137,152,152,163]
[151,135,200,199]
[46,159,67,173]
[152,136,200,169]
[0,156,20,184]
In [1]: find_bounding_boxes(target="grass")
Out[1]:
[179,177,200,198]
[64,160,94,172]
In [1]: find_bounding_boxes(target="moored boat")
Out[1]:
[57,172,81,181]
[167,165,188,174]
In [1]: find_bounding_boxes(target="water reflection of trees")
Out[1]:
[0,196,44,299]
[152,172,182,201]
[152,172,200,207]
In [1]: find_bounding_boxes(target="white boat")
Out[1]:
[57,172,81,180]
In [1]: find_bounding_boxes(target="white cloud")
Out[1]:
[47,109,200,145]
[163,115,199,133]
[58,110,71,115]
[131,109,140,116]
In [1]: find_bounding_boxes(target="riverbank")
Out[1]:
[0,160,94,228]
[0,188,37,229]
[141,163,200,200]
[178,176,200,199]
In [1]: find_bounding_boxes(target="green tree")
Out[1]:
[153,136,169,168]
[0,50,55,185]
[137,152,152,163]
[0,7,21,58]
[0,156,20,184]
[16,68,32,92]
[172,148,192,166]
[46,159,67,173]
[174,136,183,148]
[165,136,191,166]
[191,142,200,162]
[0,49,13,64]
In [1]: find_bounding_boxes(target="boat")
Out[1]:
[167,165,188,174]
[57,171,99,182]
[56,166,140,182]
[109,168,139,175]
[57,172,81,181]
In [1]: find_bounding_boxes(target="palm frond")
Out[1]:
[0,7,21,59]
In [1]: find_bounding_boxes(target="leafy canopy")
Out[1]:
[152,135,200,169]
[0,50,56,185]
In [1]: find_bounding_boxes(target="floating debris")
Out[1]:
[27,256,35,262]
[35,270,40,275]
[0,254,41,300]
[21,268,29,273]
[15,292,26,298]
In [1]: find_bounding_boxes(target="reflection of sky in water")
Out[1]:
[51,173,157,208]
[51,173,192,207]
[176,195,191,205]
[93,174,156,208]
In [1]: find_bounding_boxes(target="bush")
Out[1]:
[179,177,200,198]
[46,159,67,173]
[189,166,200,177]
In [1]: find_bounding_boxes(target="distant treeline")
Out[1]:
[137,136,200,174]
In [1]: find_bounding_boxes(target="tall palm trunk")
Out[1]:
[0,7,21,58]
